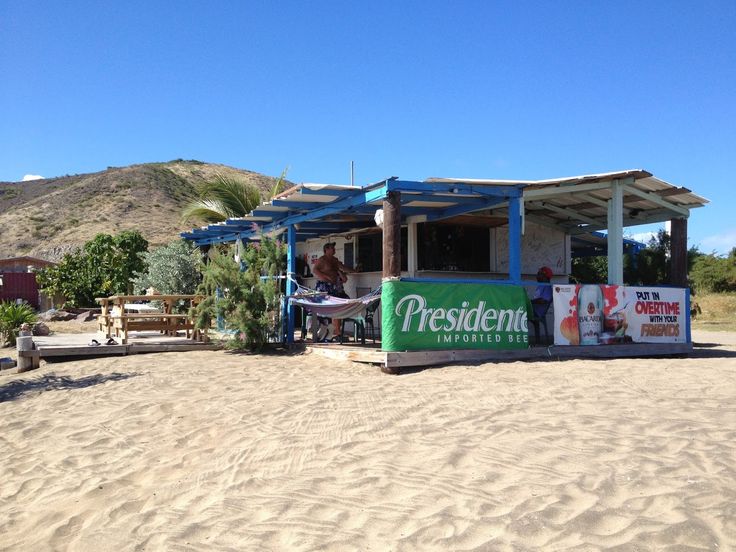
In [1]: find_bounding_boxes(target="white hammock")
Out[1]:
[287,278,381,319]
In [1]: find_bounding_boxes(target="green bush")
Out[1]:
[0,302,37,347]
[134,239,201,296]
[36,231,149,307]
[192,235,285,352]
[690,249,736,293]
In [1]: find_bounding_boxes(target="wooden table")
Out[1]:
[95,294,205,344]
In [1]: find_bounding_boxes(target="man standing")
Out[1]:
[531,265,553,317]
[312,242,354,340]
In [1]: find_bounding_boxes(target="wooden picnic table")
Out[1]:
[95,294,205,344]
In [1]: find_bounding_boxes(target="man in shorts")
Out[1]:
[312,241,354,340]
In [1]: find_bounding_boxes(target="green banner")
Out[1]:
[381,280,530,351]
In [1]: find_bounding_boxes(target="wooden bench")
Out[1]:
[111,314,203,344]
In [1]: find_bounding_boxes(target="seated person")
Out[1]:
[531,265,553,318]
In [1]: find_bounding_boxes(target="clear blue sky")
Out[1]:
[2,1,734,254]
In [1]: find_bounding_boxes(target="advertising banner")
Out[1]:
[381,280,530,352]
[553,284,687,346]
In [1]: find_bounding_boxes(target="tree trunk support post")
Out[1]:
[670,217,688,288]
[382,191,402,280]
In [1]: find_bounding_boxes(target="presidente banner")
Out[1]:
[553,284,688,346]
[381,280,530,352]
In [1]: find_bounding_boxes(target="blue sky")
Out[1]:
[2,1,734,254]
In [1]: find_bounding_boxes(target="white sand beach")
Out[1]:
[1,332,735,551]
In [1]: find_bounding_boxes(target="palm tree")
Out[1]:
[182,173,263,224]
[182,168,291,224]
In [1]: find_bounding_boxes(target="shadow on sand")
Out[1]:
[0,372,141,403]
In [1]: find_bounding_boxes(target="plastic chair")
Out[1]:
[529,300,551,345]
[364,299,380,343]
[339,318,365,344]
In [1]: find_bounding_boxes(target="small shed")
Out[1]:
[0,256,54,308]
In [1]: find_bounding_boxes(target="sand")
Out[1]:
[1,332,735,551]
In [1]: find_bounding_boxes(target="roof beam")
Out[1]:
[425,196,509,222]
[271,199,326,210]
[390,180,523,198]
[567,208,682,235]
[621,184,690,217]
[523,181,613,199]
[527,201,602,227]
[261,183,389,234]
[400,193,496,205]
[297,187,360,198]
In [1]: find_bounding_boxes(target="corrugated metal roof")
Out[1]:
[182,171,708,245]
[429,169,708,234]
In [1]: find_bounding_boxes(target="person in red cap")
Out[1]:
[531,266,553,318]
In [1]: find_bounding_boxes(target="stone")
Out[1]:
[38,309,77,322]
[32,322,50,336]
[76,310,97,322]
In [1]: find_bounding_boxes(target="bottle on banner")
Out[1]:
[577,285,604,345]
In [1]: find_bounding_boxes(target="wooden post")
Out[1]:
[16,332,35,373]
[382,191,401,280]
[671,217,688,287]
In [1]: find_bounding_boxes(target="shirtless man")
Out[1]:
[312,242,354,340]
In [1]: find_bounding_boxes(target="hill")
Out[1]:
[0,160,287,261]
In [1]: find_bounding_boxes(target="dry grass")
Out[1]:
[0,160,288,260]
[43,320,98,335]
[691,292,736,332]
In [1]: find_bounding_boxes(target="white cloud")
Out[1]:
[699,229,736,255]
[22,174,44,181]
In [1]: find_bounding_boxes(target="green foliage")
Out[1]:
[571,229,703,286]
[134,239,201,296]
[36,231,149,307]
[181,173,262,224]
[0,302,37,347]
[571,256,608,284]
[690,248,736,293]
[268,167,290,199]
[192,234,286,351]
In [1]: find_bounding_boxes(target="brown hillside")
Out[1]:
[0,160,287,261]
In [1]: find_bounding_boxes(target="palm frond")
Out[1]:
[182,173,262,223]
[269,166,290,199]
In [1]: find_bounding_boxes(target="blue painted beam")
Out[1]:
[508,195,522,284]
[422,196,507,222]
[399,194,485,205]
[389,180,523,198]
[296,222,366,229]
[350,205,428,216]
[271,199,326,209]
[286,225,296,344]
[297,187,362,198]
[261,184,389,234]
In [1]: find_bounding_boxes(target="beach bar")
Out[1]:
[182,170,708,370]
